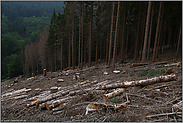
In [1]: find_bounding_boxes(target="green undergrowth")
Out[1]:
[137,68,166,77]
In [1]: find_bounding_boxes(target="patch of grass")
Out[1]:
[148,69,161,77]
[111,95,118,104]
[160,69,166,74]
[130,73,133,76]
[137,70,148,77]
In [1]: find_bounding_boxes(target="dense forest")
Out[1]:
[1,1,64,79]
[1,1,182,79]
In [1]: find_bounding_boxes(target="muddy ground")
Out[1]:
[1,50,182,122]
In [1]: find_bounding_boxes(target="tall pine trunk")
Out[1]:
[176,23,182,57]
[89,2,93,67]
[108,1,115,66]
[120,2,127,63]
[152,2,162,62]
[134,3,142,61]
[81,2,84,69]
[147,3,154,59]
[78,7,81,68]
[72,11,75,70]
[155,3,164,58]
[142,1,151,62]
[60,32,63,71]
[68,31,71,68]
[106,24,110,64]
[112,1,120,68]
[95,9,99,65]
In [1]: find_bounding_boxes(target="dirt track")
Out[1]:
[1,51,182,122]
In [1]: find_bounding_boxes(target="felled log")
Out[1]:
[95,74,176,90]
[173,101,182,111]
[131,63,148,67]
[2,88,31,98]
[103,88,126,99]
[51,103,68,114]
[164,62,182,67]
[53,111,63,115]
[38,102,46,110]
[164,68,175,75]
[14,77,19,83]
[153,61,167,65]
[85,101,130,115]
[146,112,182,118]
[70,74,176,95]
[58,79,64,82]
[45,100,55,110]
[113,70,120,74]
[52,96,76,108]
[26,100,38,109]
[1,95,28,102]
[33,89,69,106]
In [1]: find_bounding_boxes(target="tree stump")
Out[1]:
[51,87,58,93]
[43,69,47,77]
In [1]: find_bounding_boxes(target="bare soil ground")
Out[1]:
[1,50,182,122]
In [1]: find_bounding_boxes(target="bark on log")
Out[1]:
[2,88,31,98]
[70,74,176,95]
[52,111,63,115]
[164,62,182,67]
[173,101,182,111]
[1,95,28,102]
[45,100,55,110]
[51,87,58,93]
[51,103,68,114]
[153,61,167,65]
[103,88,126,99]
[46,104,53,111]
[86,101,130,115]
[39,102,46,110]
[52,96,76,108]
[131,63,148,67]
[95,74,176,90]
[146,112,182,118]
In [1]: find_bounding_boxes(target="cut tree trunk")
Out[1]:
[97,74,176,90]
[1,88,31,98]
[103,88,126,99]
[39,102,47,110]
[1,95,28,102]
[45,100,55,110]
[52,96,76,108]
[146,112,182,119]
[86,101,130,115]
[43,69,47,77]
[164,62,182,67]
